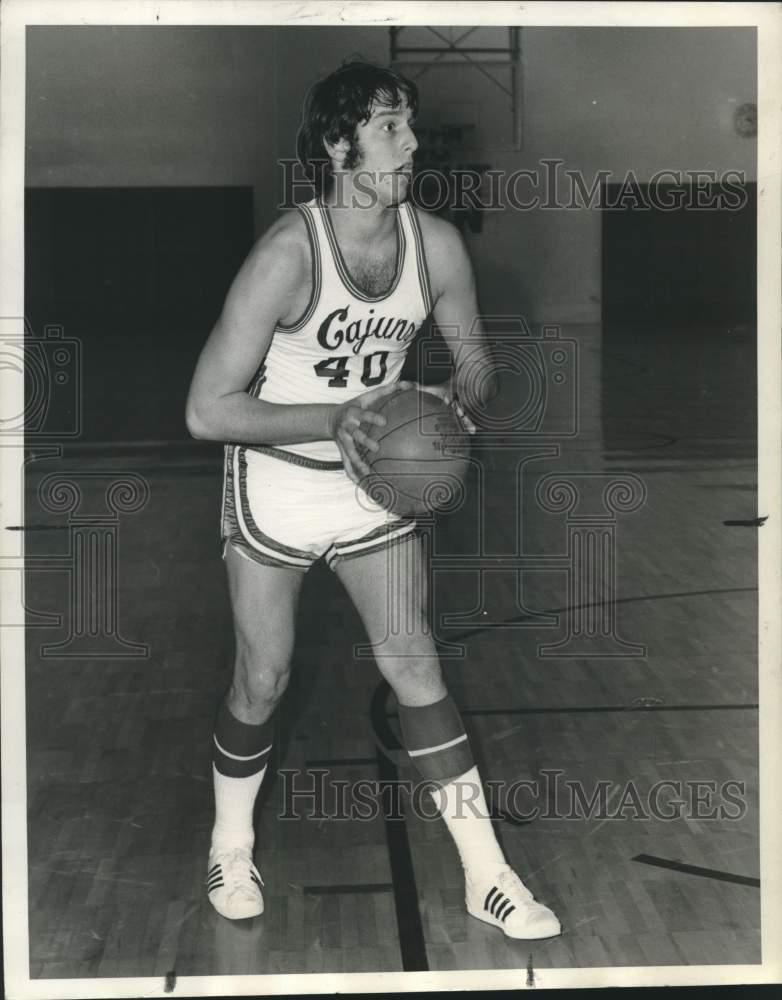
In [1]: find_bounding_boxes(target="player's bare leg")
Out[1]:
[207,543,304,920]
[335,534,561,940]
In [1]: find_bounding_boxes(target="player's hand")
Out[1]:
[329,381,413,483]
[412,381,478,435]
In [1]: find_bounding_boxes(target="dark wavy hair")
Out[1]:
[296,59,419,194]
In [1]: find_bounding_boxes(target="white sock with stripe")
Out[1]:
[430,765,507,877]
[210,702,274,856]
[398,696,507,879]
[211,764,267,855]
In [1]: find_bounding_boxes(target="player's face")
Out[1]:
[351,98,418,207]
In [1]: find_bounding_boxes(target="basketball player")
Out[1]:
[186,61,561,940]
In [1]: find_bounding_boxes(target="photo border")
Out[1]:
[1,1,780,996]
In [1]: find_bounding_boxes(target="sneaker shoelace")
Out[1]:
[497,869,535,906]
[220,849,265,898]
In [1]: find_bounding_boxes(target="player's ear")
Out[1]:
[323,135,351,166]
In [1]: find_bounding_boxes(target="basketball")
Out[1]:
[358,387,472,516]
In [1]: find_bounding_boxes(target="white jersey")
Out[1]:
[247,195,434,464]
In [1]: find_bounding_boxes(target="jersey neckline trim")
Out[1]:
[318,196,406,303]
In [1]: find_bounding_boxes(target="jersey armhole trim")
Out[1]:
[406,203,435,318]
[275,204,321,333]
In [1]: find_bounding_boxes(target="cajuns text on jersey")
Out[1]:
[246,196,434,463]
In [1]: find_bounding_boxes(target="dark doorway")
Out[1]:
[601,182,756,460]
[602,182,756,327]
[25,187,255,442]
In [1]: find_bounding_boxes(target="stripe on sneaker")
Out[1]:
[490,891,506,916]
[207,877,224,892]
[501,904,516,922]
[495,898,512,921]
[485,887,498,911]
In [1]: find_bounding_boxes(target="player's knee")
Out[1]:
[232,638,292,709]
[233,662,291,710]
[376,642,442,691]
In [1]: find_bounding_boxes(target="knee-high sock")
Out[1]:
[211,701,274,854]
[429,765,506,875]
[399,695,505,876]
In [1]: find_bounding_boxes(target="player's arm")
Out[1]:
[185,220,397,475]
[421,215,498,426]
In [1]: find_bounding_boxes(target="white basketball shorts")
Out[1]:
[221,444,417,571]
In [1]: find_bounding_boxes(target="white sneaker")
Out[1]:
[207,847,264,920]
[466,866,561,940]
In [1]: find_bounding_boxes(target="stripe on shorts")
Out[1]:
[233,447,315,568]
[221,444,236,540]
[224,538,307,571]
[325,518,416,568]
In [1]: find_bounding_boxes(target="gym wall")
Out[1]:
[27,25,757,324]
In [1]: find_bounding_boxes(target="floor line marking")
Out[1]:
[302,883,393,895]
[390,704,758,718]
[632,853,760,887]
[370,682,428,973]
[444,586,757,643]
[303,757,378,767]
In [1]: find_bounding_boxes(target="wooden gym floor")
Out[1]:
[24,322,760,977]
